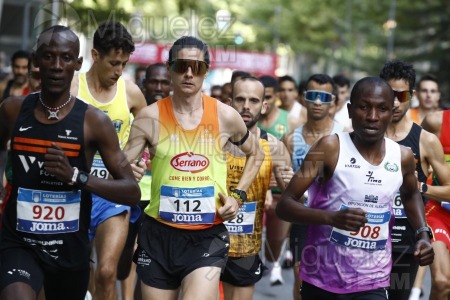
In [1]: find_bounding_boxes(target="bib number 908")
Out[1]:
[350,225,380,239]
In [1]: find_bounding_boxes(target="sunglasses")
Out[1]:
[30,71,40,80]
[393,90,412,103]
[169,59,209,76]
[304,90,334,104]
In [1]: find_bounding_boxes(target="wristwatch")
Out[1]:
[419,182,428,195]
[416,226,433,240]
[230,189,247,207]
[76,170,89,188]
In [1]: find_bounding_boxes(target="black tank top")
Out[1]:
[391,122,426,254]
[1,93,92,270]
[397,122,426,182]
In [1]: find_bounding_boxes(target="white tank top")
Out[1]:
[301,132,403,293]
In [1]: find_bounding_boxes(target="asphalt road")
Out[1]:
[254,256,432,300]
[113,238,433,300]
[114,259,432,300]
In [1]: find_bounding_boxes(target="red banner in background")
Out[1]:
[129,43,277,76]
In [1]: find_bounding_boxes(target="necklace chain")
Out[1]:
[39,93,72,120]
[174,105,202,114]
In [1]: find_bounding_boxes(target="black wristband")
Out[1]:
[76,170,89,188]
[230,130,250,146]
[416,226,433,240]
[419,182,428,195]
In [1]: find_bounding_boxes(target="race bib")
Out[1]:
[16,188,81,234]
[330,204,390,251]
[159,185,216,224]
[224,201,256,234]
[392,192,406,218]
[90,157,109,179]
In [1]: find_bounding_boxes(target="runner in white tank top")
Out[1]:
[277,77,434,299]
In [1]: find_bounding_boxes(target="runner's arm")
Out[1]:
[420,130,450,202]
[421,111,442,136]
[0,97,23,187]
[64,107,141,205]
[399,146,434,265]
[269,134,293,192]
[124,105,158,163]
[217,104,263,220]
[126,80,147,117]
[277,135,367,230]
[0,103,9,189]
[399,146,428,231]
[225,105,264,192]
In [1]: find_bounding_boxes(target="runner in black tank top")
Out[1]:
[393,123,427,252]
[389,123,427,299]
[2,94,91,269]
[0,26,140,300]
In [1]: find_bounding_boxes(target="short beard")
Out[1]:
[392,109,408,123]
[15,75,27,85]
[245,112,261,129]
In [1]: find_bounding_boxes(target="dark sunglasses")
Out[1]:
[169,59,209,76]
[304,90,334,104]
[30,71,40,80]
[393,90,412,103]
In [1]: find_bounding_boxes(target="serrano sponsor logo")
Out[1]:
[170,152,209,173]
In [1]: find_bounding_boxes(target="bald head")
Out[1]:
[32,25,82,95]
[35,25,80,56]
[232,76,265,99]
[350,77,394,106]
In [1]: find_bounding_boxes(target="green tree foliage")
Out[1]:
[394,0,450,99]
[63,0,450,96]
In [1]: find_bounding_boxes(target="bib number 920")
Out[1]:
[33,205,65,220]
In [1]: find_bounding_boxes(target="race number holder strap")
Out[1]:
[224,201,256,234]
[159,185,216,224]
[16,187,81,234]
[393,192,406,219]
[329,204,391,251]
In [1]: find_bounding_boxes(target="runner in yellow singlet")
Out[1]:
[70,21,146,300]
[221,76,292,300]
[117,63,171,300]
[124,36,264,300]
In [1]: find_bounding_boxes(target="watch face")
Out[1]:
[239,190,247,201]
[79,173,88,184]
[422,183,428,193]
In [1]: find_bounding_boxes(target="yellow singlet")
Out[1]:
[77,73,131,179]
[144,95,228,230]
[224,130,272,256]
